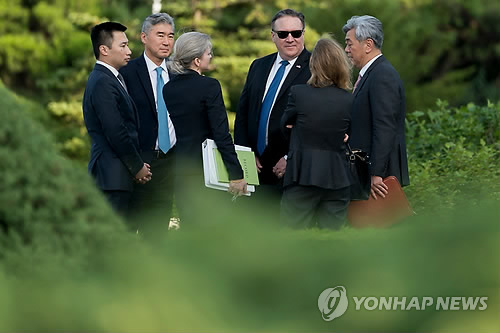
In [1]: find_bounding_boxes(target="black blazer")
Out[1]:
[119,54,175,155]
[82,64,143,191]
[281,84,352,190]
[163,70,243,180]
[350,55,410,186]
[234,49,311,182]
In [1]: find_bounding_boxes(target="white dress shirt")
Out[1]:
[96,60,123,88]
[143,53,177,149]
[261,53,299,146]
[359,53,383,77]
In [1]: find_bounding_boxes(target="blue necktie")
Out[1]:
[156,67,171,153]
[257,60,289,155]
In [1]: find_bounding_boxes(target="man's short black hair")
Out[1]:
[90,21,127,59]
[271,9,305,31]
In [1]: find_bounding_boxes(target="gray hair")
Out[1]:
[167,32,212,74]
[271,8,305,31]
[142,12,175,35]
[342,15,384,49]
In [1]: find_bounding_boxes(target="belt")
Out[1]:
[153,150,169,159]
[152,146,175,159]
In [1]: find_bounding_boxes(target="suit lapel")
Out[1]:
[95,64,140,125]
[354,55,385,98]
[276,49,309,101]
[257,54,277,102]
[136,55,157,118]
[253,54,277,123]
[96,64,130,96]
[95,64,126,96]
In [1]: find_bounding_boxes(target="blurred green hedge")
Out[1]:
[0,200,498,332]
[0,81,129,264]
[0,80,499,332]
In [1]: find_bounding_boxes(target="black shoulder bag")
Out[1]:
[346,143,371,200]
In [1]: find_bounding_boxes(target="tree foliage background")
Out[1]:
[0,2,499,331]
[0,0,499,161]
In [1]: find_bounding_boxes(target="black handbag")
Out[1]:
[346,143,371,200]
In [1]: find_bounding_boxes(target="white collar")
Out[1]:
[275,52,299,68]
[96,60,119,77]
[360,53,383,77]
[144,53,167,73]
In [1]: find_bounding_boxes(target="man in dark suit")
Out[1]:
[83,22,152,215]
[234,9,311,207]
[343,15,410,199]
[119,13,177,232]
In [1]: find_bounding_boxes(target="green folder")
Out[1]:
[213,148,260,185]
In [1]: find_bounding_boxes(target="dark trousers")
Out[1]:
[128,148,176,236]
[104,190,133,216]
[251,153,286,224]
[280,185,350,229]
[174,173,233,228]
[240,182,283,224]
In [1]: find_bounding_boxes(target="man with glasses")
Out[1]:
[234,8,311,217]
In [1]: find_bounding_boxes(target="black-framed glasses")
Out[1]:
[273,30,303,39]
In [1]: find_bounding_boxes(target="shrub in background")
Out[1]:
[0,82,129,264]
[405,100,500,213]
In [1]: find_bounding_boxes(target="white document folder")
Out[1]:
[202,138,255,196]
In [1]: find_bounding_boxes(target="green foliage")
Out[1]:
[0,81,499,332]
[0,82,128,260]
[1,0,499,165]
[0,198,498,331]
[0,34,50,80]
[406,139,499,214]
[0,0,103,161]
[47,100,90,160]
[404,100,500,213]
[406,100,500,159]
[0,2,498,329]
[0,1,99,98]
[212,56,255,113]
[0,0,29,34]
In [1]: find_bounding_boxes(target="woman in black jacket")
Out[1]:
[280,38,353,229]
[163,32,247,224]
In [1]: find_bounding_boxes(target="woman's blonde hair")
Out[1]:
[307,37,352,90]
[167,31,211,74]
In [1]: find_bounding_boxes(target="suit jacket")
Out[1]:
[350,55,410,186]
[119,54,175,156]
[281,84,352,190]
[163,70,243,180]
[82,64,143,191]
[234,49,311,184]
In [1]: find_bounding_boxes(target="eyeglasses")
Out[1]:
[273,30,303,39]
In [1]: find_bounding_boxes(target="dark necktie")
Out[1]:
[155,67,171,153]
[117,73,128,93]
[257,60,289,155]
